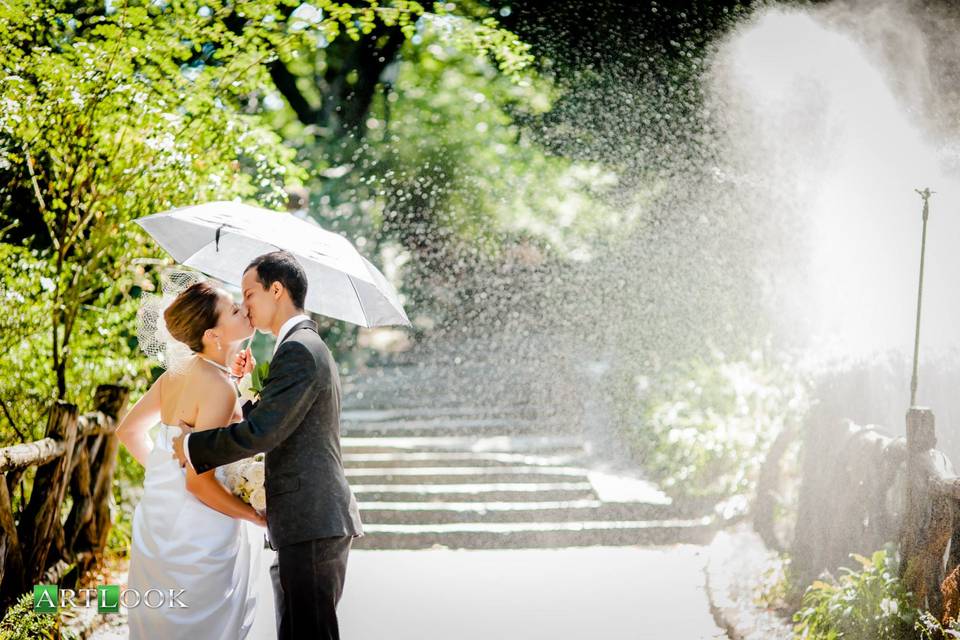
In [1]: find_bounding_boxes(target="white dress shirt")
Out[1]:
[182,313,312,471]
[273,313,311,356]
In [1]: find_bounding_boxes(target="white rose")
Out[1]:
[244,462,265,487]
[250,486,267,511]
[222,464,243,492]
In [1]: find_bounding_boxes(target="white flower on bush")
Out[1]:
[879,597,899,616]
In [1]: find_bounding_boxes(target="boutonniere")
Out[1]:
[249,360,271,399]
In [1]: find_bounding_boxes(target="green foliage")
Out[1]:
[373,17,617,253]
[0,0,305,439]
[793,547,915,640]
[0,243,52,443]
[916,610,960,639]
[317,0,425,40]
[619,348,809,499]
[0,592,77,640]
[431,8,534,78]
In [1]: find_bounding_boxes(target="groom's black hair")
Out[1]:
[245,251,308,310]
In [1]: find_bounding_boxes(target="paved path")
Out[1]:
[89,544,725,640]
[340,546,726,640]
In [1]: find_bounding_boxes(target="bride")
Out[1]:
[116,278,272,638]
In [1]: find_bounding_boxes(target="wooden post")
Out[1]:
[78,385,128,577]
[15,401,79,588]
[63,444,93,552]
[0,477,25,603]
[899,406,953,616]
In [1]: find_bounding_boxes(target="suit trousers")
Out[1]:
[270,535,353,640]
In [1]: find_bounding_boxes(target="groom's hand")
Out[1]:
[171,420,194,469]
[171,433,188,468]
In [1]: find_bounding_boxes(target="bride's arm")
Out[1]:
[115,374,164,467]
[185,467,264,525]
[184,379,265,526]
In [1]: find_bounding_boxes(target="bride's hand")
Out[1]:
[248,508,267,528]
[232,347,255,379]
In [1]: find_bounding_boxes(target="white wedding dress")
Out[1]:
[127,423,276,639]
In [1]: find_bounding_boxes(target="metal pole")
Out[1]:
[910,188,934,407]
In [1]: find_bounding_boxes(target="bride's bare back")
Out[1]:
[159,358,242,431]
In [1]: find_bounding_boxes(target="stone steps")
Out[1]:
[358,500,682,524]
[345,466,590,484]
[340,435,585,454]
[342,417,571,438]
[342,407,541,422]
[352,482,598,503]
[342,451,580,468]
[339,365,718,550]
[340,359,568,413]
[344,434,719,549]
[352,518,716,550]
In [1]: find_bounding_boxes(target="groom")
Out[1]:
[171,250,363,640]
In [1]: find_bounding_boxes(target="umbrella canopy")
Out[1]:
[135,201,410,328]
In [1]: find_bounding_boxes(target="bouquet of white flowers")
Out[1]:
[221,453,266,513]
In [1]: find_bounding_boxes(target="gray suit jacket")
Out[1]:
[187,319,363,549]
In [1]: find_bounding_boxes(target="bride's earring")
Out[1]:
[216,338,222,352]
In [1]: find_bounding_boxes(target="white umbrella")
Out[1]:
[135,201,410,328]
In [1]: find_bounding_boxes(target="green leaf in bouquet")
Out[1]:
[250,360,271,395]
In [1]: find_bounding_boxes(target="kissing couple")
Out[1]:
[116,250,363,640]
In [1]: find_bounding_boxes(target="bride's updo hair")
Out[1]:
[163,281,221,353]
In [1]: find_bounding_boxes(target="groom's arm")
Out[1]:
[180,398,255,468]
[186,343,319,474]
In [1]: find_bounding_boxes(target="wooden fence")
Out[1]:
[757,406,960,624]
[0,385,129,613]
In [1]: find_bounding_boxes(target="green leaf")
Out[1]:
[251,360,271,394]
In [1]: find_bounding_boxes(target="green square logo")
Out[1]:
[97,585,119,613]
[33,585,58,613]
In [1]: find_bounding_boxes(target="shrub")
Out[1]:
[620,348,809,499]
[0,592,77,640]
[793,546,915,640]
[916,610,960,639]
